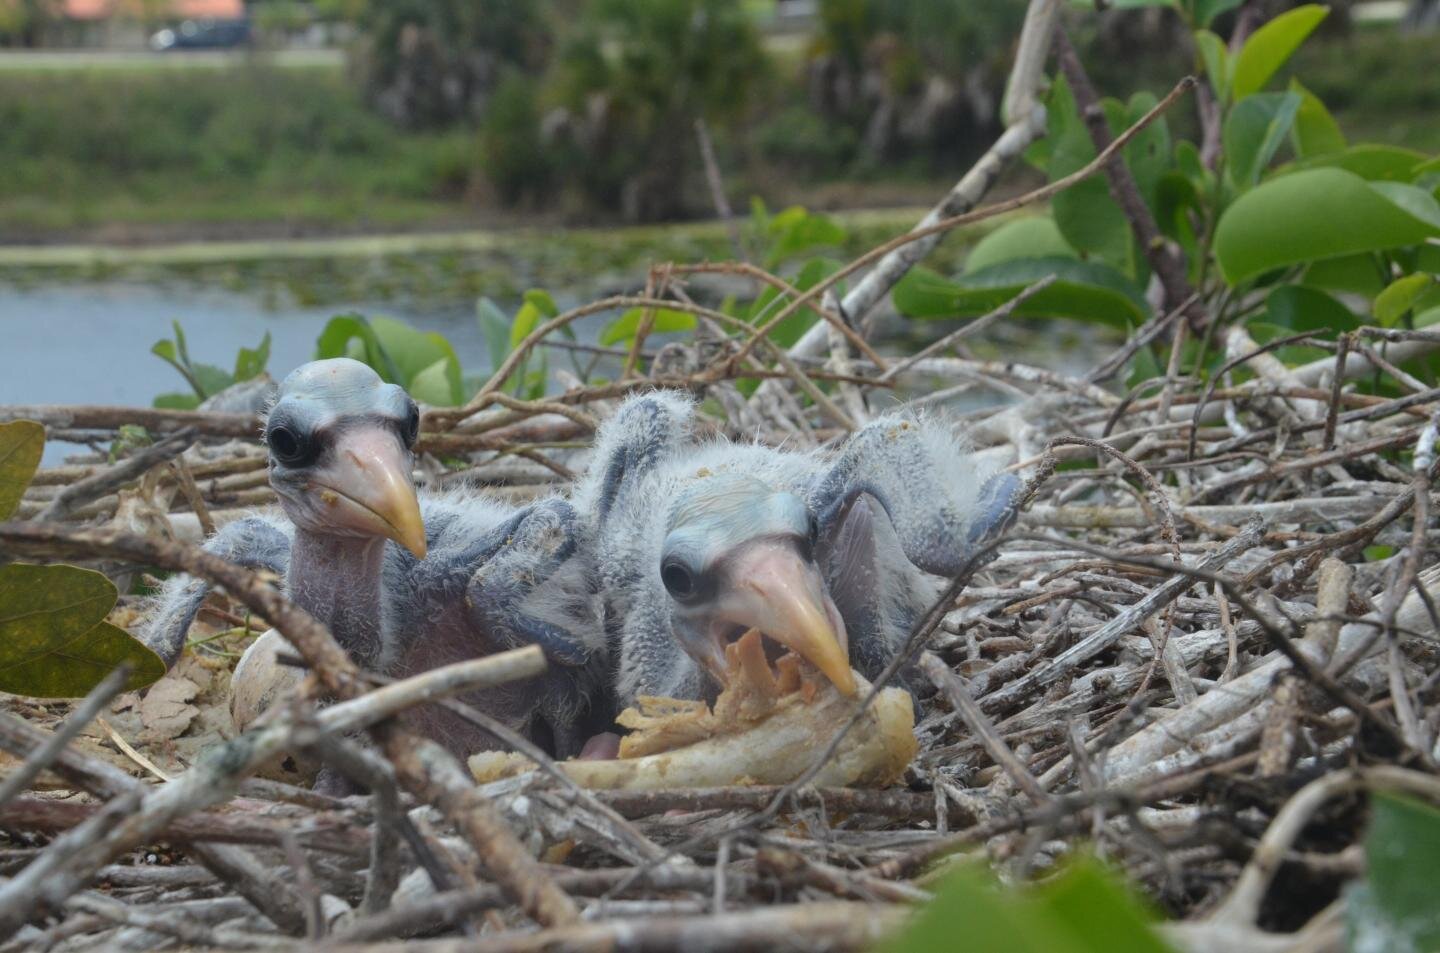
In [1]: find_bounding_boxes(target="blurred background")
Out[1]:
[0,0,1435,440]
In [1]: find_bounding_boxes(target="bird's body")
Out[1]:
[144,359,607,763]
[576,392,1021,708]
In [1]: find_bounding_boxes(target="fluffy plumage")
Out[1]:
[575,391,1020,706]
[143,359,607,760]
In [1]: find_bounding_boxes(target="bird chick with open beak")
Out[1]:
[575,391,1021,709]
[143,358,608,766]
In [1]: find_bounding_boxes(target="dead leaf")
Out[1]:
[138,674,200,743]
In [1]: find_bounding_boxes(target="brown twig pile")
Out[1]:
[2,5,1440,948]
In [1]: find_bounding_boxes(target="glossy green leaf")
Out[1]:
[1194,30,1230,103]
[763,205,847,268]
[1374,274,1435,326]
[894,260,1148,330]
[1121,91,1173,213]
[314,315,404,383]
[0,564,165,697]
[1303,253,1388,298]
[1346,793,1440,953]
[369,317,460,395]
[1049,80,1138,277]
[191,363,233,399]
[1262,285,1360,334]
[600,307,698,347]
[1287,145,1432,183]
[1224,91,1301,188]
[233,332,272,382]
[0,420,43,521]
[1215,168,1440,284]
[509,296,544,352]
[1230,4,1329,101]
[878,857,1175,953]
[964,216,1076,274]
[409,356,464,407]
[1288,79,1345,157]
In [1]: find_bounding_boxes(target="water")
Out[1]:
[0,219,1119,463]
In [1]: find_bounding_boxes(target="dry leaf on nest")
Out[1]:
[138,674,201,743]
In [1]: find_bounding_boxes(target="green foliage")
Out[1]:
[888,1,1439,396]
[1214,170,1440,284]
[315,314,465,406]
[1346,793,1440,952]
[1229,5,1329,102]
[0,67,476,232]
[0,564,165,697]
[352,0,554,129]
[0,420,44,522]
[498,0,768,220]
[151,322,271,410]
[880,856,1175,953]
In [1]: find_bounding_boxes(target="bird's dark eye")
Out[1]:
[661,559,701,602]
[267,425,310,466]
[402,401,420,448]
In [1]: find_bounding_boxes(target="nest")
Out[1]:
[0,20,1437,953]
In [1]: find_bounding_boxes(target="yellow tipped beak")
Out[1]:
[311,426,428,559]
[722,541,856,696]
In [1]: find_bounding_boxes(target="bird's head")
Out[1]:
[263,358,428,559]
[659,473,855,696]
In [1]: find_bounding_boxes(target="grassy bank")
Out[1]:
[0,64,478,236]
[0,26,1435,239]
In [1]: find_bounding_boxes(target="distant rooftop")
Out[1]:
[61,0,244,20]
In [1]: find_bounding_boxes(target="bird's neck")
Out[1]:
[287,531,389,670]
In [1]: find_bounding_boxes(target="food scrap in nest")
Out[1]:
[470,630,917,790]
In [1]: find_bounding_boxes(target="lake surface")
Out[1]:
[0,216,1116,462]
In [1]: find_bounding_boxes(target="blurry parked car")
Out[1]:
[150,18,251,51]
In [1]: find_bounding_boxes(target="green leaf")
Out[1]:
[1303,253,1388,298]
[1347,793,1440,953]
[233,332,272,382]
[895,260,1148,330]
[152,393,201,411]
[1194,30,1230,103]
[1230,4,1329,101]
[0,420,44,521]
[1262,285,1360,334]
[1122,91,1173,213]
[522,289,560,319]
[1288,79,1345,157]
[150,336,204,401]
[314,315,405,384]
[477,297,513,375]
[600,308,698,347]
[763,206,847,268]
[1049,80,1139,277]
[965,217,1077,274]
[746,256,840,348]
[0,564,164,697]
[1191,0,1245,26]
[1374,274,1435,326]
[509,297,544,352]
[1286,145,1432,183]
[191,364,234,400]
[1214,168,1440,285]
[878,856,1176,953]
[1035,859,1173,953]
[369,317,459,391]
[409,356,464,407]
[1224,91,1301,189]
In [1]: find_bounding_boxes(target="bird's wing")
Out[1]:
[141,514,292,667]
[572,390,696,524]
[809,412,1023,579]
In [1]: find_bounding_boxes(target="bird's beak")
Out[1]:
[714,540,856,696]
[310,426,428,559]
